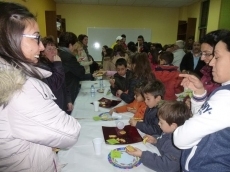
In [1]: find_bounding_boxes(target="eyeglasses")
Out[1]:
[199,52,213,57]
[22,34,41,45]
[45,47,58,52]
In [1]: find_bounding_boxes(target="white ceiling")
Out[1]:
[54,0,200,8]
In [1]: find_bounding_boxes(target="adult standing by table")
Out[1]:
[174,30,230,171]
[58,32,85,103]
[0,2,81,171]
[78,34,99,74]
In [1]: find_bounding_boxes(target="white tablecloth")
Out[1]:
[58,81,159,172]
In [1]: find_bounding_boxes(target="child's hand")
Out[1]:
[143,135,157,144]
[126,147,142,157]
[109,109,115,115]
[109,79,115,87]
[129,118,137,126]
[127,107,136,114]
[116,90,123,97]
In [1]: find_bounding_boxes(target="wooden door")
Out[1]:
[45,11,57,42]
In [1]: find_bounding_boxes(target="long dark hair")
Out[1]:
[131,52,156,81]
[0,2,41,79]
[201,29,230,48]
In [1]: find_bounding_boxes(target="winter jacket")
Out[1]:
[0,60,81,172]
[200,65,220,95]
[120,77,145,104]
[141,133,181,172]
[136,107,162,136]
[37,61,71,112]
[76,51,93,74]
[154,65,183,100]
[174,82,230,171]
[114,99,146,119]
[102,56,112,71]
[110,69,132,96]
[180,52,206,78]
[58,47,85,103]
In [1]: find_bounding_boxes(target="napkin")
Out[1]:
[112,112,122,119]
[111,150,121,158]
[106,139,119,145]
[93,116,101,121]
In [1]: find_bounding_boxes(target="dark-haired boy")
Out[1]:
[129,80,164,136]
[109,58,132,96]
[127,101,192,172]
[153,51,183,100]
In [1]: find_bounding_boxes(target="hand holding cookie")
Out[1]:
[109,79,115,87]
[127,107,137,114]
[143,135,157,144]
[126,145,142,157]
[129,118,137,127]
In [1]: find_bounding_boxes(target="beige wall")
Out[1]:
[5,0,56,36]
[207,0,222,32]
[179,1,201,41]
[187,1,201,41]
[56,4,179,45]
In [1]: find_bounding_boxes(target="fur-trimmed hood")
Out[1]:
[0,58,52,107]
[0,67,26,107]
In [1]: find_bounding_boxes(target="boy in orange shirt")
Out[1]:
[110,84,146,119]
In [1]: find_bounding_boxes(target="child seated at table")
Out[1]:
[129,80,164,136]
[109,58,132,96]
[109,83,146,119]
[127,101,192,172]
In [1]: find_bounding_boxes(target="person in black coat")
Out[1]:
[58,32,85,103]
[180,41,205,77]
[38,36,73,113]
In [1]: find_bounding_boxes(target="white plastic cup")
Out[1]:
[103,88,109,96]
[93,138,103,155]
[94,101,99,111]
[115,121,124,130]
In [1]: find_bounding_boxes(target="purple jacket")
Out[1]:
[200,65,220,95]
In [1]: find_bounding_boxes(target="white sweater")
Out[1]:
[173,81,230,149]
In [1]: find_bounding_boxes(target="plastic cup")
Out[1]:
[103,88,109,96]
[93,138,103,155]
[115,121,124,130]
[94,101,99,111]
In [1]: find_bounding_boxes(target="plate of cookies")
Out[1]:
[98,97,121,108]
[99,112,118,121]
[108,147,141,169]
[94,70,106,77]
[102,125,143,145]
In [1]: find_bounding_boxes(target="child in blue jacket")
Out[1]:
[127,101,192,172]
[129,80,165,137]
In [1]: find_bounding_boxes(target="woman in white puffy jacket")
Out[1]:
[0,2,81,172]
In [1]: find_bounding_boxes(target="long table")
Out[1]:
[58,80,160,172]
